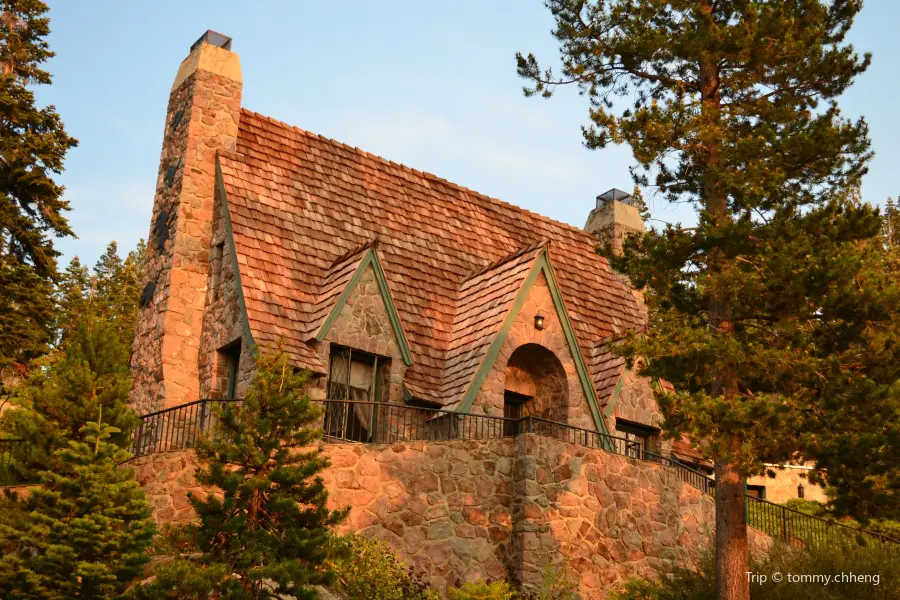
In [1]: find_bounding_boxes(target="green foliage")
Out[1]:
[527,561,579,600]
[518,0,898,524]
[131,349,348,600]
[783,498,900,541]
[611,542,900,600]
[0,417,156,600]
[0,0,78,275]
[884,198,899,247]
[0,242,144,480]
[327,533,435,600]
[447,580,518,600]
[0,0,77,378]
[0,255,56,385]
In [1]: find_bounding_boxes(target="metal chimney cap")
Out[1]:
[596,188,633,208]
[191,30,232,52]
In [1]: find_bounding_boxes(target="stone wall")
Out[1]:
[607,367,672,455]
[132,433,770,598]
[197,176,255,400]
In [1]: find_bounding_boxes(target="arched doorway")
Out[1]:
[503,343,568,432]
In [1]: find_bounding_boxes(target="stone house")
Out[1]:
[130,30,669,456]
[128,31,816,594]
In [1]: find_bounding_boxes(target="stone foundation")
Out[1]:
[131,434,771,598]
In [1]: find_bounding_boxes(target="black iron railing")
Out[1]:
[0,438,29,486]
[323,400,514,444]
[130,399,239,458]
[746,494,899,548]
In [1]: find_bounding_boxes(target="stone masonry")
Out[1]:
[197,176,257,401]
[474,273,596,431]
[130,434,771,598]
[131,40,243,413]
[307,263,409,404]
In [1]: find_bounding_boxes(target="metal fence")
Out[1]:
[130,399,239,458]
[745,493,899,548]
[0,438,29,486]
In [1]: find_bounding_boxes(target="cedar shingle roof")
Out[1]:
[219,108,644,405]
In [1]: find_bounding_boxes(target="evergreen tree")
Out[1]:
[0,0,77,275]
[0,241,144,478]
[885,197,900,247]
[0,0,77,379]
[131,350,348,600]
[0,416,156,600]
[517,3,883,599]
[0,254,56,393]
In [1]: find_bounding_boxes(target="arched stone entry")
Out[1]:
[503,343,569,427]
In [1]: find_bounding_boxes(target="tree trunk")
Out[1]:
[716,458,750,600]
[698,2,749,598]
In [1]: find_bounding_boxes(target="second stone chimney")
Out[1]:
[131,31,243,413]
[584,188,646,254]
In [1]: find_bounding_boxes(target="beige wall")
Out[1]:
[747,465,827,504]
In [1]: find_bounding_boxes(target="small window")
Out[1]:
[746,485,766,500]
[616,419,659,460]
[211,242,225,300]
[218,340,241,398]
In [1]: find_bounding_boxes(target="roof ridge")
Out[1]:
[238,108,606,247]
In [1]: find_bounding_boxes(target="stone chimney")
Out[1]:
[131,31,243,413]
[584,188,646,254]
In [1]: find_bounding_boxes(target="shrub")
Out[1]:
[327,534,434,600]
[611,539,900,600]
[447,580,518,600]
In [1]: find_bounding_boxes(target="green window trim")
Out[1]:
[315,248,413,366]
[455,248,611,439]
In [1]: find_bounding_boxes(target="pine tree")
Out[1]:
[0,254,56,391]
[131,350,348,600]
[0,416,156,600]
[0,0,77,275]
[517,3,882,599]
[885,197,900,247]
[0,0,77,381]
[0,241,144,478]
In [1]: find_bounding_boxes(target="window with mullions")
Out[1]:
[616,419,659,460]
[324,346,388,442]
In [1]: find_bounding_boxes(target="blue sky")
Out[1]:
[41,0,900,267]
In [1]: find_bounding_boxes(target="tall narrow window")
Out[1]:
[211,242,225,300]
[503,391,529,437]
[324,346,387,442]
[218,341,241,398]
